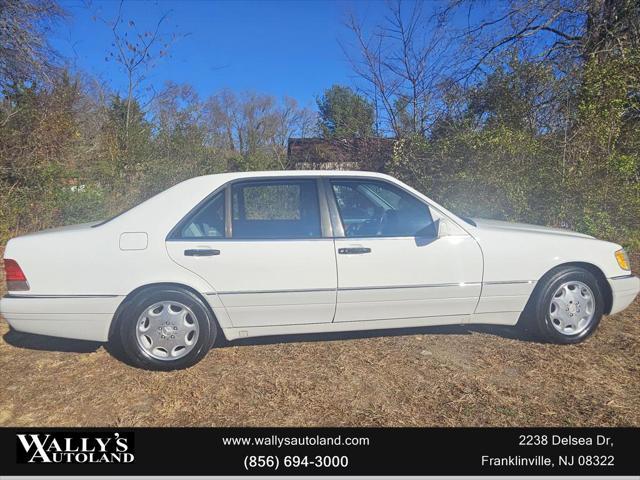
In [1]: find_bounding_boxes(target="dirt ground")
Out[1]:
[0,258,638,427]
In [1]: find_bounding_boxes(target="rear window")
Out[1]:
[231,180,321,239]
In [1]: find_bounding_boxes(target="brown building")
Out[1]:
[287,137,395,172]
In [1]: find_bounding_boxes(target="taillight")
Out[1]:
[4,259,30,291]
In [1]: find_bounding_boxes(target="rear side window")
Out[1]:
[232,180,321,239]
[331,180,435,238]
[175,191,225,239]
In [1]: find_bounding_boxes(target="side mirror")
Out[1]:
[415,220,439,239]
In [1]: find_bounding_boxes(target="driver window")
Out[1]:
[331,180,436,238]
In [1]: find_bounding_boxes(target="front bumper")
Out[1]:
[607,275,640,315]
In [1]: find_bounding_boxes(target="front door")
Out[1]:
[166,178,337,327]
[328,178,483,323]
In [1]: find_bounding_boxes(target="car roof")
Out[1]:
[172,170,396,193]
[193,170,392,181]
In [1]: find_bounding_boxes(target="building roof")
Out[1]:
[287,137,395,171]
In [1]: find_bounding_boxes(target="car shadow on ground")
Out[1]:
[3,328,101,353]
[2,323,539,360]
[2,327,133,367]
[222,323,538,348]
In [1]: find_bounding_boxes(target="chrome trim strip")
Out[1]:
[4,294,120,299]
[169,237,335,242]
[339,282,481,291]
[211,283,482,295]
[214,288,336,295]
[609,274,635,280]
[0,280,541,299]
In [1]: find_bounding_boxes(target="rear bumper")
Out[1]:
[608,275,640,315]
[0,295,123,342]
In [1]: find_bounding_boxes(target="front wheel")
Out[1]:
[117,287,216,370]
[528,266,604,344]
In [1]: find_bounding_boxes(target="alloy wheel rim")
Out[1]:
[548,281,595,336]
[135,301,200,360]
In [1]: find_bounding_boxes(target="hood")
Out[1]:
[471,218,594,239]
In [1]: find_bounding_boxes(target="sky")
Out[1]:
[52,0,392,109]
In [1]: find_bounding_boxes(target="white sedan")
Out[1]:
[2,171,638,370]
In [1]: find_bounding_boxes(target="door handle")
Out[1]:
[338,247,371,255]
[184,248,220,257]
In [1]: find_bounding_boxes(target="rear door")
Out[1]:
[327,178,483,323]
[166,178,337,327]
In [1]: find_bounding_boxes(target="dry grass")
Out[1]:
[0,251,638,427]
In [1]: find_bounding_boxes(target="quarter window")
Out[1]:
[331,180,436,238]
[176,191,225,239]
[232,180,321,239]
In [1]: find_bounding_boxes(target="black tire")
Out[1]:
[117,286,216,370]
[527,266,603,344]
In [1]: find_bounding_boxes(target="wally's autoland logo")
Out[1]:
[16,431,134,464]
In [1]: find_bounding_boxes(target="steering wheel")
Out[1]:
[347,207,385,236]
[377,209,397,236]
[370,207,386,236]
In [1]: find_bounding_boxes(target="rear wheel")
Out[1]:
[117,287,216,370]
[528,266,603,344]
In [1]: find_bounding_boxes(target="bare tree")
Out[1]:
[271,97,317,168]
[449,0,639,83]
[204,90,318,169]
[102,0,177,143]
[342,0,454,137]
[0,0,66,90]
[152,81,203,135]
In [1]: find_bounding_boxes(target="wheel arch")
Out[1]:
[523,261,613,317]
[108,282,223,342]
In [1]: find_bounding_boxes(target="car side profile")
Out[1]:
[1,171,638,370]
